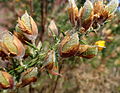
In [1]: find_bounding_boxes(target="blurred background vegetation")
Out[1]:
[0,0,120,93]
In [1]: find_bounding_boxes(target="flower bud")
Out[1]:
[92,0,118,29]
[81,0,94,22]
[48,20,58,37]
[79,0,94,31]
[79,45,98,59]
[59,32,79,57]
[68,0,79,26]
[41,50,62,76]
[105,0,119,14]
[76,45,89,56]
[15,11,38,42]
[0,31,25,58]
[41,50,55,70]
[93,0,104,17]
[92,1,108,28]
[95,40,106,51]
[20,67,38,87]
[91,0,103,4]
[0,71,14,89]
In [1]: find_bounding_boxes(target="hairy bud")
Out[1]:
[80,0,94,31]
[92,0,119,29]
[0,31,25,58]
[68,0,79,26]
[0,71,14,89]
[105,0,119,14]
[76,45,89,56]
[41,50,56,70]
[48,20,58,37]
[15,11,38,42]
[59,32,79,57]
[41,50,62,76]
[20,67,38,87]
[77,45,98,59]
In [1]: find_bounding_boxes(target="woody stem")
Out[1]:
[29,0,33,16]
[40,0,48,41]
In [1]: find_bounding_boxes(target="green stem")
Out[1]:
[25,41,39,51]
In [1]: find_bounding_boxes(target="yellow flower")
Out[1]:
[95,40,106,51]
[15,0,20,2]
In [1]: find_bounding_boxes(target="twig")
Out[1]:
[52,59,63,93]
[40,0,48,41]
[29,84,34,93]
[29,0,33,16]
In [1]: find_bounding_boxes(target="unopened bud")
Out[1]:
[41,50,55,70]
[76,45,89,56]
[80,0,94,31]
[105,0,119,14]
[93,0,104,16]
[48,20,58,37]
[59,32,79,57]
[0,31,25,58]
[81,0,93,21]
[92,0,118,29]
[68,0,78,26]
[79,45,98,59]
[20,67,38,87]
[68,0,77,8]
[15,11,38,42]
[91,0,103,3]
[41,50,62,76]
[0,71,14,89]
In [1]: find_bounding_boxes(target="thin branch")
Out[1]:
[52,60,63,93]
[29,0,33,16]
[40,0,48,41]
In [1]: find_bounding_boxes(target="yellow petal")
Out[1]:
[95,40,106,51]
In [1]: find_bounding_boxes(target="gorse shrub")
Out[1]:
[0,0,119,90]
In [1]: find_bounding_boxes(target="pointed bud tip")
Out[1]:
[48,20,58,36]
[84,0,93,9]
[106,0,119,14]
[0,71,14,89]
[20,67,38,87]
[68,0,77,8]
[25,10,29,15]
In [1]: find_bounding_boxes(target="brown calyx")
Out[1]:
[17,18,32,35]
[59,35,79,57]
[13,35,25,57]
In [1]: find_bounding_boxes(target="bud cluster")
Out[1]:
[59,32,105,58]
[0,0,119,90]
[0,11,39,89]
[68,0,119,31]
[58,0,118,58]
